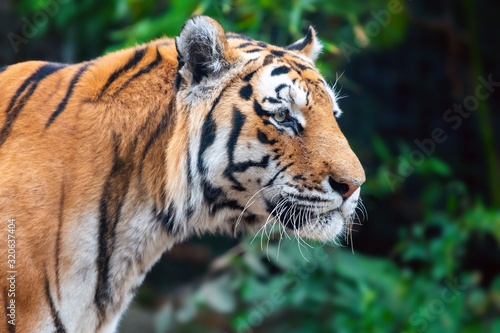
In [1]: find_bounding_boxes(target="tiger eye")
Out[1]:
[274,111,287,122]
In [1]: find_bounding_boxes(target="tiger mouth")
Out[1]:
[266,198,341,230]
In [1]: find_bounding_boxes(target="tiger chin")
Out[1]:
[0,16,364,333]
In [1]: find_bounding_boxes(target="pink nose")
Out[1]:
[342,184,360,199]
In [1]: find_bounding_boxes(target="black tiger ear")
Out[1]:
[175,16,239,84]
[285,26,323,61]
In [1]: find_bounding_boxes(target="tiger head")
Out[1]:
[169,16,365,243]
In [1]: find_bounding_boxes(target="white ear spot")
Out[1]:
[285,26,323,61]
[308,31,323,61]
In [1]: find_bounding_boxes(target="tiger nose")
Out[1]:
[327,176,361,199]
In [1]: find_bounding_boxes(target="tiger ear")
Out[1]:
[175,16,239,84]
[285,26,323,61]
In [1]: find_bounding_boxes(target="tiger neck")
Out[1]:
[85,42,188,331]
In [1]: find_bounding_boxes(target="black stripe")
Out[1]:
[244,214,258,224]
[288,194,330,203]
[197,110,217,174]
[257,130,276,145]
[128,114,154,152]
[4,63,65,116]
[98,47,147,98]
[266,162,294,187]
[138,101,174,179]
[186,143,193,186]
[0,63,66,148]
[94,134,134,327]
[55,183,65,302]
[290,60,309,71]
[202,180,223,205]
[163,203,176,232]
[185,145,194,220]
[230,155,270,174]
[275,84,288,95]
[263,96,281,104]
[262,54,275,66]
[239,84,253,100]
[294,121,304,134]
[197,91,224,175]
[142,109,172,161]
[223,108,247,191]
[3,287,15,333]
[141,101,174,161]
[113,48,163,96]
[223,108,271,192]
[211,199,245,214]
[253,100,272,117]
[271,66,291,76]
[44,271,67,333]
[45,62,91,128]
[244,48,263,53]
[243,70,257,82]
[270,50,285,57]
[157,202,175,233]
[237,42,254,49]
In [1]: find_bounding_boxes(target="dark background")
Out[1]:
[1,0,499,332]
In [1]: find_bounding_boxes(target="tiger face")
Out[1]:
[172,16,365,242]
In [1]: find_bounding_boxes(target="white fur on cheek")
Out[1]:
[297,187,361,242]
[340,187,360,218]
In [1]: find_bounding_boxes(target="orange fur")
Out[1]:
[0,16,364,332]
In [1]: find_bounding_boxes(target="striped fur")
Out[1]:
[0,16,364,332]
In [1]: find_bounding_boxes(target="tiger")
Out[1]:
[0,16,365,333]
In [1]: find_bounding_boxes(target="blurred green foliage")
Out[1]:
[151,154,500,332]
[4,0,500,332]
